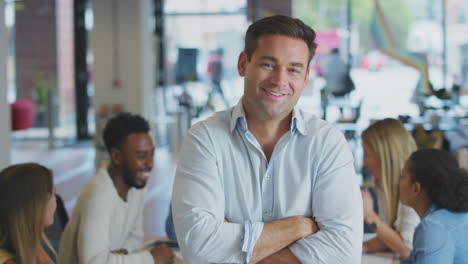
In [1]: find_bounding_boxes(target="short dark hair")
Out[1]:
[408,149,468,212]
[103,112,150,152]
[244,15,317,64]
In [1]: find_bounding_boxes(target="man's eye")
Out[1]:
[289,68,301,74]
[260,63,273,69]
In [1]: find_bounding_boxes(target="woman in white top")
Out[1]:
[361,118,420,260]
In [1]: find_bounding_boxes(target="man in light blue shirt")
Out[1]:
[172,15,363,264]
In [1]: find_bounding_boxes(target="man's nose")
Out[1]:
[269,68,288,86]
[146,156,154,170]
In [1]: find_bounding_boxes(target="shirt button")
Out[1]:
[264,210,270,215]
[265,175,270,180]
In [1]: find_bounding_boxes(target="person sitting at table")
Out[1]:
[400,149,468,263]
[361,118,420,259]
[0,163,57,264]
[58,112,174,264]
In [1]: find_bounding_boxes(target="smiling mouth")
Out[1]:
[136,171,150,181]
[263,88,286,97]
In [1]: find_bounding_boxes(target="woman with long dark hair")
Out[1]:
[400,149,468,263]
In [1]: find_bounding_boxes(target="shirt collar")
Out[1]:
[230,99,248,133]
[230,98,308,136]
[291,107,308,136]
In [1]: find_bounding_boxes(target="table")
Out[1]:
[144,237,184,264]
[145,236,401,263]
[362,233,400,264]
[362,252,400,264]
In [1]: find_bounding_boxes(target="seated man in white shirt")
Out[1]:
[59,113,174,264]
[172,15,363,264]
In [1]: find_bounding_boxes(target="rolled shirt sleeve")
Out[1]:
[241,221,264,263]
[172,124,259,263]
[289,129,363,263]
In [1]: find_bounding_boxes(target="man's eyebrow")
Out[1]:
[258,56,277,62]
[258,56,305,68]
[290,62,305,68]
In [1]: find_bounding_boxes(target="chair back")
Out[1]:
[44,194,69,252]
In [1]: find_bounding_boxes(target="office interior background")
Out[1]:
[1,0,467,237]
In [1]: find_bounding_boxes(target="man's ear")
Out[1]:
[304,66,311,86]
[110,148,122,166]
[237,51,248,77]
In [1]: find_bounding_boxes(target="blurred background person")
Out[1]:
[58,113,174,264]
[400,149,468,263]
[321,48,354,119]
[0,163,57,264]
[197,48,230,117]
[361,118,419,260]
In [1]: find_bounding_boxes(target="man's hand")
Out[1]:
[249,216,319,263]
[150,244,175,264]
[295,216,319,239]
[110,248,128,255]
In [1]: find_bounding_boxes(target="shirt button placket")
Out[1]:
[262,167,273,221]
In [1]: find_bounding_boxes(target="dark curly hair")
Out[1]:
[103,112,150,152]
[408,148,468,212]
[244,15,317,64]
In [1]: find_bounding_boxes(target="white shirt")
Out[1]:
[376,189,420,249]
[172,100,363,264]
[58,168,153,264]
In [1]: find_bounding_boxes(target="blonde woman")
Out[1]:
[0,163,57,264]
[361,118,420,260]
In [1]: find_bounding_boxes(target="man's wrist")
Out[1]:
[292,216,313,239]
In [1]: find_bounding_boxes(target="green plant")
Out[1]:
[33,72,49,108]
